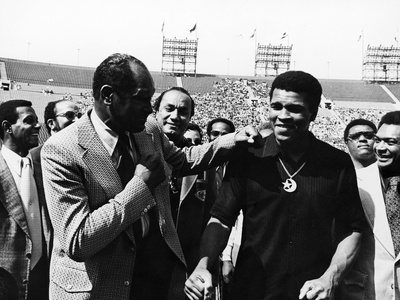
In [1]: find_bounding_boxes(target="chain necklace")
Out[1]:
[278,157,306,193]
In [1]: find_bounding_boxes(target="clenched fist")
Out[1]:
[135,153,166,191]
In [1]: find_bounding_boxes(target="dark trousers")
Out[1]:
[28,256,49,300]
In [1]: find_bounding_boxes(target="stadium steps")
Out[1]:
[380,85,400,104]
[384,84,400,102]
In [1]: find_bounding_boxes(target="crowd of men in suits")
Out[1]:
[1,52,400,300]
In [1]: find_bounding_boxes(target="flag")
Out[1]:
[161,21,164,33]
[358,34,362,42]
[250,29,256,39]
[190,23,197,33]
[281,32,288,39]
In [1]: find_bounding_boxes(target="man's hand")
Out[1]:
[134,153,166,191]
[184,268,213,300]
[222,260,234,284]
[298,276,334,300]
[234,125,262,148]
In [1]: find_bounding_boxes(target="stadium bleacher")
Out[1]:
[319,79,395,103]
[1,57,400,151]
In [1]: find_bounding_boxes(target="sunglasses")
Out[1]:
[210,130,229,137]
[347,131,375,141]
[55,111,82,121]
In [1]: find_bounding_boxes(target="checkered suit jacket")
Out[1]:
[41,110,236,300]
[0,149,52,300]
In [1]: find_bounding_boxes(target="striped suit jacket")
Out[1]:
[0,149,52,300]
[41,110,236,300]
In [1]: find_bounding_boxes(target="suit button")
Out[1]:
[391,283,394,289]
[67,284,73,290]
[26,253,31,259]
[144,208,148,213]
[22,279,28,285]
[124,281,130,286]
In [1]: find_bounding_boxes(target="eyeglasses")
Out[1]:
[347,131,375,141]
[373,136,400,146]
[55,111,82,121]
[210,130,229,137]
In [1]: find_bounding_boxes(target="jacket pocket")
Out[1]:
[52,263,93,293]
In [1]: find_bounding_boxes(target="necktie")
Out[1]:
[116,134,143,244]
[385,176,400,256]
[116,134,135,187]
[20,157,43,269]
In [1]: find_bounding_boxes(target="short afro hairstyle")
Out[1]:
[343,118,377,141]
[0,99,32,139]
[269,70,322,113]
[206,117,235,137]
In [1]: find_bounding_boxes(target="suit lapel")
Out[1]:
[134,127,186,266]
[0,152,30,237]
[78,112,137,244]
[78,112,123,198]
[180,175,198,202]
[357,163,395,258]
[30,145,53,256]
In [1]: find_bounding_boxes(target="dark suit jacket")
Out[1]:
[0,149,52,300]
[41,111,236,300]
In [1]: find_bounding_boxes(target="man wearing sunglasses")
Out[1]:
[344,118,377,169]
[44,99,81,135]
[41,53,260,300]
[338,111,400,299]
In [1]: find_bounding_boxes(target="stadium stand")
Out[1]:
[320,79,395,103]
[1,57,93,89]
[1,57,399,151]
[181,76,218,94]
[385,83,400,101]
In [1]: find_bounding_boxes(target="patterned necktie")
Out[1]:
[385,176,400,256]
[116,134,143,244]
[116,134,135,187]
[20,157,43,269]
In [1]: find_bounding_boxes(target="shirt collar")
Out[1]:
[90,109,118,157]
[1,145,33,176]
[263,133,282,157]
[263,132,317,159]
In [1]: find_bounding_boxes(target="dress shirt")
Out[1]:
[1,145,35,194]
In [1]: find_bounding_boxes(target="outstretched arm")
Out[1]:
[299,231,362,300]
[185,217,231,300]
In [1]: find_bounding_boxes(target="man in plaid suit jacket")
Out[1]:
[0,100,52,300]
[41,53,259,300]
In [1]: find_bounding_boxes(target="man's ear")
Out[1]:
[47,119,56,131]
[2,120,12,135]
[100,85,113,105]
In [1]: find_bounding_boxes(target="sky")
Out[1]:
[1,0,399,80]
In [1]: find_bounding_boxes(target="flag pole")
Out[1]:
[361,28,364,80]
